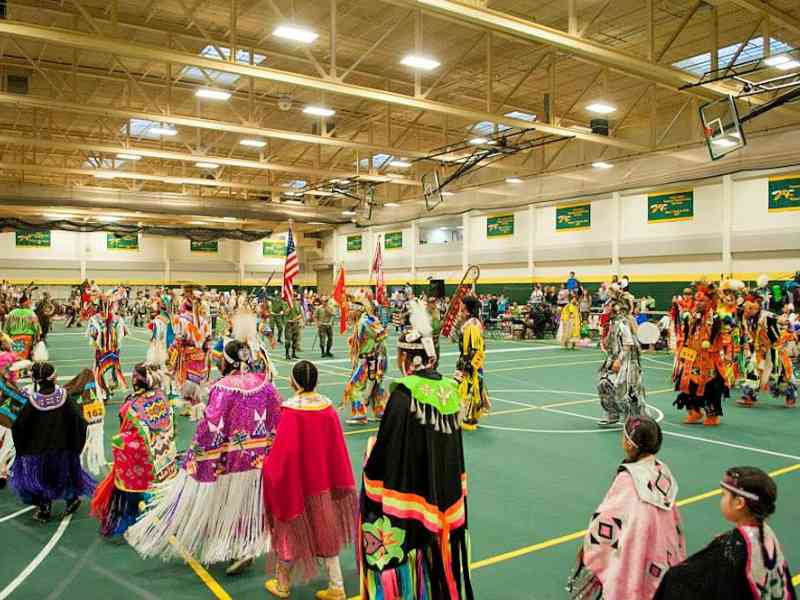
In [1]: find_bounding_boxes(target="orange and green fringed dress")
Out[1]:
[359,371,474,600]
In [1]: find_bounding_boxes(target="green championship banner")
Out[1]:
[487,214,514,238]
[107,232,139,250]
[346,234,362,252]
[384,231,403,250]
[648,190,694,223]
[262,238,286,258]
[768,174,800,212]
[190,240,219,253]
[555,203,591,231]
[15,230,51,248]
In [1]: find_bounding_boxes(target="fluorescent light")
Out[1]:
[711,137,738,148]
[441,191,455,197]
[342,210,356,216]
[195,162,220,169]
[592,161,613,169]
[303,106,335,117]
[469,137,489,145]
[273,25,318,44]
[776,59,800,71]
[222,217,237,221]
[285,191,304,197]
[195,88,231,100]
[586,102,617,114]
[98,216,121,223]
[569,125,593,133]
[400,55,440,71]
[456,225,464,229]
[384,202,400,207]
[240,138,266,148]
[116,153,142,160]
[505,177,523,184]
[189,220,209,225]
[150,126,177,136]
[765,54,792,67]
[95,172,116,179]
[44,212,73,219]
[389,160,412,168]
[438,227,448,232]
[308,221,325,225]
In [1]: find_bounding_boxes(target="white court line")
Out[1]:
[0,506,35,524]
[659,428,800,461]
[0,514,73,600]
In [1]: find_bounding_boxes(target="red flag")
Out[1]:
[333,265,349,334]
[371,238,388,307]
[282,227,300,307]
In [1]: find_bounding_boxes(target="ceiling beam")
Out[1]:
[0,21,647,152]
[0,92,430,160]
[707,0,800,37]
[385,0,736,99]
[0,131,421,186]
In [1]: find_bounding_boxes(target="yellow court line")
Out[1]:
[167,537,233,600]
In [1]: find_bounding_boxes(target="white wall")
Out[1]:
[331,169,800,285]
[0,231,316,288]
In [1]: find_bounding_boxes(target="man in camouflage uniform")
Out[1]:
[284,295,303,360]
[314,296,336,358]
[269,292,287,343]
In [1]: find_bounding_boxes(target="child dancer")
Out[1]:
[10,344,95,522]
[654,466,796,599]
[263,360,357,599]
[91,361,177,537]
[569,416,685,600]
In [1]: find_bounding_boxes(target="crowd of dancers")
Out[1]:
[0,272,796,599]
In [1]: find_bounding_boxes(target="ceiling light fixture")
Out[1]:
[389,160,412,168]
[505,177,523,184]
[273,25,318,44]
[98,216,121,223]
[384,202,400,207]
[94,172,116,179]
[44,212,73,220]
[592,161,613,169]
[116,153,142,160]
[195,162,220,169]
[586,102,617,114]
[441,191,455,197]
[400,54,441,70]
[150,126,178,136]
[342,210,356,216]
[469,137,489,145]
[240,139,267,148]
[303,106,336,117]
[195,88,232,101]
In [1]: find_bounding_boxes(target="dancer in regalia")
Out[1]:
[359,299,474,599]
[344,292,388,425]
[673,282,732,426]
[597,284,645,427]
[263,360,357,600]
[453,295,490,430]
[86,293,129,398]
[91,361,177,538]
[0,340,30,488]
[654,466,796,600]
[9,344,95,522]
[569,417,685,600]
[126,338,282,574]
[4,295,41,360]
[739,294,796,408]
[168,286,212,421]
[560,295,581,349]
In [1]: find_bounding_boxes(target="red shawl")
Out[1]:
[262,395,357,581]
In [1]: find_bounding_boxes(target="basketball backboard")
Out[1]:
[699,95,746,160]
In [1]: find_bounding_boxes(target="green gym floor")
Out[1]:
[1,321,799,600]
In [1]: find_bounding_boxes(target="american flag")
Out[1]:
[282,227,300,307]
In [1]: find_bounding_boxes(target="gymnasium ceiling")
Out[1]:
[0,0,798,235]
